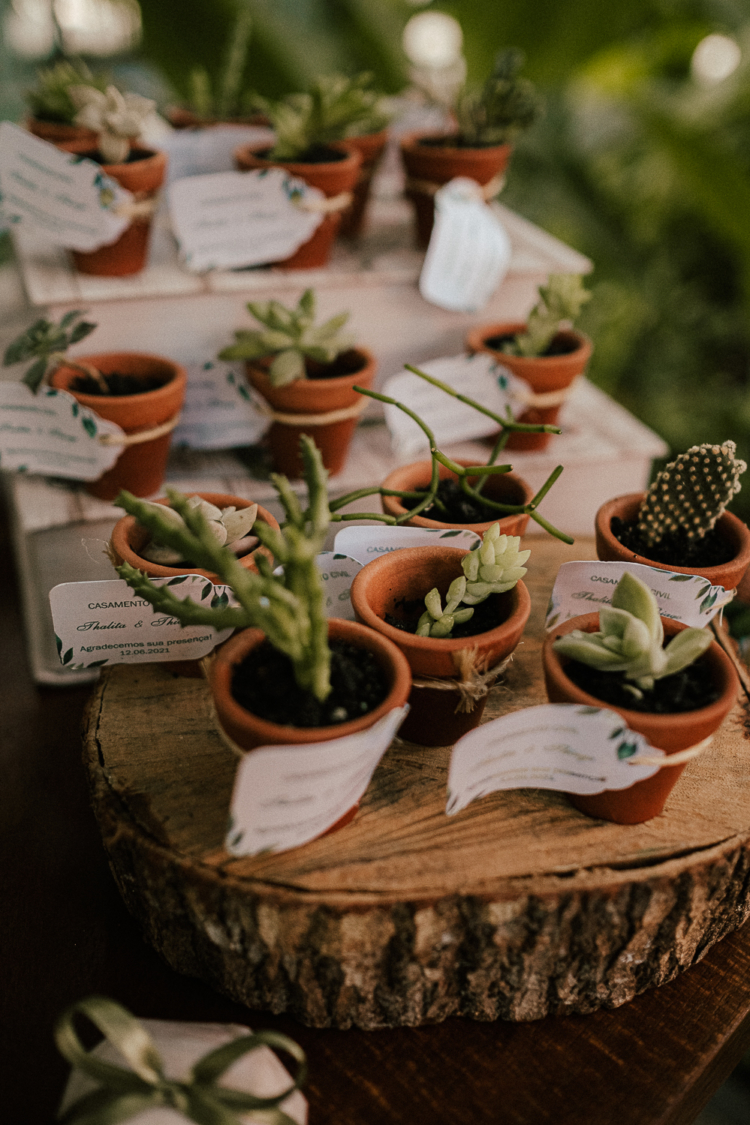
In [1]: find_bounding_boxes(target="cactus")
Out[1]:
[417,524,530,637]
[115,437,333,702]
[637,441,747,547]
[455,48,542,148]
[552,571,712,697]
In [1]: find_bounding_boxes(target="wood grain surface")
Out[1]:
[82,536,750,1029]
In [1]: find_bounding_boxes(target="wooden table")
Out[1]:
[4,489,750,1125]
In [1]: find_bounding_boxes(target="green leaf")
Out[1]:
[55,634,63,655]
[167,576,189,586]
[82,417,97,438]
[440,530,462,538]
[69,319,97,345]
[617,740,638,760]
[269,349,305,387]
[62,648,74,665]
[611,571,662,645]
[22,357,49,394]
[669,574,695,581]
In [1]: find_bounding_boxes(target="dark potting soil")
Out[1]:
[483,332,578,357]
[257,144,347,164]
[384,591,510,639]
[75,147,154,165]
[304,349,367,380]
[416,135,501,151]
[231,638,389,728]
[564,655,720,714]
[610,517,734,568]
[417,478,520,524]
[70,371,170,396]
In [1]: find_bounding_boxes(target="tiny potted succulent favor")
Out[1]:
[219,287,375,478]
[351,522,531,746]
[4,312,186,499]
[466,274,593,451]
[116,437,411,832]
[24,58,108,149]
[543,571,738,824]
[234,79,369,267]
[401,48,541,247]
[596,441,750,591]
[64,81,164,276]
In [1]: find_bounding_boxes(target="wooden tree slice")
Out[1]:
[83,537,750,1029]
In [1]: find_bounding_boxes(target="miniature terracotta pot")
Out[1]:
[234,142,362,268]
[351,546,531,746]
[246,348,375,478]
[50,352,186,500]
[70,148,167,277]
[595,493,750,592]
[399,132,512,248]
[543,613,738,824]
[212,617,411,832]
[110,492,280,582]
[25,117,98,150]
[466,322,592,452]
[380,458,533,536]
[339,129,388,237]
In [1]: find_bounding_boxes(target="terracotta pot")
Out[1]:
[110,492,279,582]
[234,141,362,267]
[380,458,533,536]
[50,352,187,500]
[69,148,167,277]
[338,129,388,237]
[595,493,750,592]
[543,613,738,824]
[25,116,99,150]
[212,618,411,831]
[399,131,512,248]
[351,546,531,746]
[246,348,375,478]
[466,321,593,452]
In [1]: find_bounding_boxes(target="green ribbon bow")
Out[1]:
[55,996,307,1125]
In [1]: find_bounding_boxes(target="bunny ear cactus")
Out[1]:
[417,524,530,638]
[552,571,713,697]
[637,441,747,548]
[219,288,353,386]
[504,274,590,359]
[115,436,333,701]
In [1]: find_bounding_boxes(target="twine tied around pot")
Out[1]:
[509,377,580,409]
[98,411,181,446]
[295,190,353,214]
[411,648,514,714]
[405,170,506,200]
[250,392,368,428]
[626,734,714,769]
[112,189,160,222]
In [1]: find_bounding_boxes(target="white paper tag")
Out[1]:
[172,361,267,450]
[59,1018,307,1125]
[168,168,324,271]
[333,524,481,565]
[316,551,362,620]
[227,706,408,855]
[49,575,235,669]
[382,352,529,460]
[446,704,662,815]
[160,124,275,183]
[546,560,733,631]
[0,383,125,480]
[0,121,132,250]
[419,177,512,312]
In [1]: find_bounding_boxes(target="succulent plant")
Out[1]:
[253,72,390,160]
[25,59,109,125]
[185,0,253,120]
[219,288,353,387]
[454,48,542,148]
[3,311,97,393]
[116,436,333,701]
[137,497,259,565]
[503,274,591,358]
[417,524,530,637]
[552,571,712,697]
[69,84,156,164]
[637,441,747,547]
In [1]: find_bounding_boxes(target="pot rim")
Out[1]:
[399,130,513,156]
[466,322,592,362]
[234,139,362,175]
[247,345,375,391]
[51,351,186,408]
[212,617,412,747]
[380,458,533,533]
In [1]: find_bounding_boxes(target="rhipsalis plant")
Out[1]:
[552,571,712,699]
[3,311,97,393]
[503,274,591,358]
[325,363,573,544]
[637,441,747,548]
[253,72,390,160]
[186,0,253,120]
[454,48,542,147]
[116,436,333,702]
[137,497,259,566]
[219,288,353,386]
[417,524,530,637]
[69,84,155,164]
[25,59,109,125]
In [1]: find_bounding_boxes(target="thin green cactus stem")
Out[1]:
[637,441,747,547]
